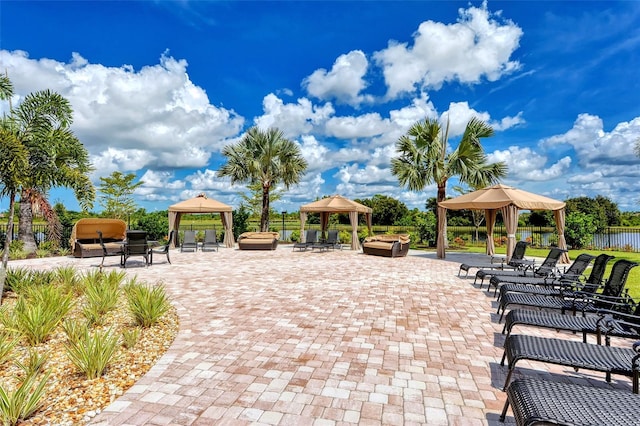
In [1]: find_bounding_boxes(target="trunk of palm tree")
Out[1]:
[18,194,37,253]
[0,192,16,304]
[260,184,270,232]
[437,181,448,249]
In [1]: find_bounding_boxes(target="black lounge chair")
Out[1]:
[181,230,198,252]
[497,259,638,322]
[121,230,150,268]
[324,229,342,250]
[458,241,533,277]
[497,253,613,302]
[150,230,174,265]
[293,229,318,251]
[503,302,640,344]
[475,247,566,291]
[500,378,640,425]
[501,334,640,392]
[494,253,596,301]
[202,229,220,252]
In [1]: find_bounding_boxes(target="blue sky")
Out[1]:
[2,1,640,214]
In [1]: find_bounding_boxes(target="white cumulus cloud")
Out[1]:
[302,50,372,106]
[373,2,522,98]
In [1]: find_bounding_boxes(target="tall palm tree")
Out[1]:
[218,127,308,232]
[0,75,28,301]
[391,116,507,245]
[4,83,94,252]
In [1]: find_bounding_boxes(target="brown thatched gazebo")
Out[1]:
[299,195,372,250]
[168,193,235,248]
[438,184,569,263]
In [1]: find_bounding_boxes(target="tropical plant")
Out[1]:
[10,284,74,345]
[0,75,95,256]
[391,116,506,251]
[240,182,283,218]
[123,280,171,328]
[121,327,141,349]
[65,327,119,379]
[0,76,29,300]
[15,348,48,376]
[0,370,50,426]
[0,332,16,365]
[98,171,143,220]
[232,203,251,239]
[218,127,308,231]
[565,212,597,249]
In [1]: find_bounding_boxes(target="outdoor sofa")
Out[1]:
[71,218,127,258]
[362,234,410,258]
[237,232,279,250]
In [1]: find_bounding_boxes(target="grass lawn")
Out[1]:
[444,245,640,300]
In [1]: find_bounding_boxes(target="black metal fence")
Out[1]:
[5,222,640,252]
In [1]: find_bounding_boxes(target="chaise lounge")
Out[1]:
[362,234,410,258]
[237,232,279,250]
[71,218,127,258]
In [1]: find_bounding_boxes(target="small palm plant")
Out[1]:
[65,326,119,379]
[11,285,74,345]
[123,279,171,328]
[0,370,50,426]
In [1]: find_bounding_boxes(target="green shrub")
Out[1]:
[339,230,351,244]
[290,230,300,243]
[565,212,597,249]
[83,271,121,325]
[0,332,16,365]
[124,280,171,328]
[37,241,57,252]
[8,240,26,260]
[121,328,140,349]
[34,249,49,258]
[5,268,32,294]
[55,266,82,296]
[12,285,74,345]
[65,327,119,379]
[15,349,48,376]
[56,248,70,256]
[0,371,50,426]
[62,319,89,344]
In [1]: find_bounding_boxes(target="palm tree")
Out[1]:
[3,81,94,253]
[218,127,308,232]
[391,116,507,246]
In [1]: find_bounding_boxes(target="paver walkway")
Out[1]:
[15,247,635,425]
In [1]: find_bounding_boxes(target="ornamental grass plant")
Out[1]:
[64,326,120,380]
[123,279,171,328]
[0,370,50,426]
[0,266,178,425]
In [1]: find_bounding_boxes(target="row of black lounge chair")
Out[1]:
[461,243,640,425]
[292,229,342,252]
[180,229,220,252]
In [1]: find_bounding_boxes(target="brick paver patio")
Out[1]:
[13,247,635,425]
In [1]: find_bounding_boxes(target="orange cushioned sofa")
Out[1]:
[362,234,410,258]
[237,232,279,250]
[70,218,127,258]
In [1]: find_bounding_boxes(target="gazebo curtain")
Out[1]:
[299,212,308,242]
[500,205,519,262]
[554,209,570,263]
[168,211,234,248]
[349,211,360,251]
[485,209,497,256]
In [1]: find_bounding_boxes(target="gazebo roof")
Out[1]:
[168,194,233,213]
[300,195,372,213]
[438,184,565,211]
